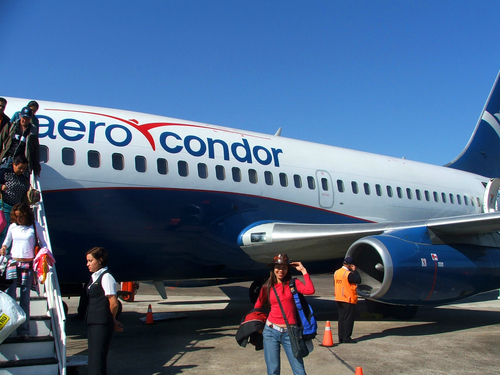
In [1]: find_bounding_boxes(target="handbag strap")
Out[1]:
[272,284,291,330]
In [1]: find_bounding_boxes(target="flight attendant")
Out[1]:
[85,247,123,375]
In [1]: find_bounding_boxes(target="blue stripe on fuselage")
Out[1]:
[42,187,364,283]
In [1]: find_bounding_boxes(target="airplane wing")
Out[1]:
[238,211,500,263]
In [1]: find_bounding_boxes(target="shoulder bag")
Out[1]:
[272,285,309,358]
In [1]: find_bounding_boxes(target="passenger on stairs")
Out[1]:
[0,202,47,339]
[0,155,30,241]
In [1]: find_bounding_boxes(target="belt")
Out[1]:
[266,320,287,333]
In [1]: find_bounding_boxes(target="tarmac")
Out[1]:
[64,274,500,375]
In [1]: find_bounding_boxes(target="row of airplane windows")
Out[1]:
[42,147,481,207]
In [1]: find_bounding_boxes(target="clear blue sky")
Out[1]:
[2,1,500,166]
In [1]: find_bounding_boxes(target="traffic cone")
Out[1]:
[145,304,154,324]
[319,320,334,347]
[355,367,363,375]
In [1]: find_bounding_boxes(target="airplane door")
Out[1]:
[316,170,334,208]
[482,178,500,212]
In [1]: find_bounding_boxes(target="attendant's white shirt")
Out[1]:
[89,267,117,296]
[2,221,47,259]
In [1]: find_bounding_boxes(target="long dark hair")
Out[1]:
[260,265,292,306]
[10,203,35,226]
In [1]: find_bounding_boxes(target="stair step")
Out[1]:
[0,357,59,375]
[8,296,48,317]
[30,297,49,316]
[0,336,55,361]
[9,316,52,338]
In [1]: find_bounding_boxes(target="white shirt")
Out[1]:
[89,267,117,296]
[2,221,47,259]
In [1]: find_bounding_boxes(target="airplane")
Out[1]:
[3,70,500,318]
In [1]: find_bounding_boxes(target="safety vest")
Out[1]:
[334,267,358,304]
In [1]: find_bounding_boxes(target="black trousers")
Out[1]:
[88,323,114,375]
[337,301,356,342]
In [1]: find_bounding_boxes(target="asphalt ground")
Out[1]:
[64,274,500,375]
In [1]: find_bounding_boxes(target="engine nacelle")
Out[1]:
[346,230,500,305]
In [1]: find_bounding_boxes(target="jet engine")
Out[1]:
[345,230,500,306]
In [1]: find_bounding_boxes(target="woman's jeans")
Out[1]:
[263,324,306,375]
[7,266,33,336]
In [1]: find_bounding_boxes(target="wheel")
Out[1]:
[116,299,123,319]
[249,278,266,304]
[62,301,69,317]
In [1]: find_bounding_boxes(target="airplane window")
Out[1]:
[425,190,430,201]
[178,160,188,177]
[386,185,393,197]
[477,197,481,207]
[232,167,242,182]
[321,178,328,191]
[198,163,208,179]
[363,183,370,195]
[135,156,147,173]
[406,188,412,200]
[112,153,124,170]
[449,194,454,204]
[375,184,382,196]
[433,191,439,202]
[157,158,168,175]
[62,147,75,166]
[294,174,302,188]
[249,169,258,184]
[471,197,475,206]
[88,150,100,168]
[441,192,447,203]
[280,173,288,187]
[40,146,48,163]
[216,165,225,180]
[457,195,462,205]
[307,176,315,190]
[416,189,422,201]
[337,180,345,193]
[265,171,274,186]
[396,187,403,198]
[351,181,358,194]
[464,195,469,205]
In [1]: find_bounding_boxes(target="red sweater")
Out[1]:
[254,274,315,325]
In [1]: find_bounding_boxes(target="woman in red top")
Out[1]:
[254,253,315,375]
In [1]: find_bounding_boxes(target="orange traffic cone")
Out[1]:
[355,367,363,375]
[319,320,334,347]
[145,304,154,324]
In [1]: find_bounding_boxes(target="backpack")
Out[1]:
[289,279,317,341]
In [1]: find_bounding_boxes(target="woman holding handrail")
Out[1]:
[0,202,46,338]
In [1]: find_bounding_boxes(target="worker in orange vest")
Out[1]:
[334,256,361,344]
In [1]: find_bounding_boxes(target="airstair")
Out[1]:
[0,175,69,375]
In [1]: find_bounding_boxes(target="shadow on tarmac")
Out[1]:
[66,281,500,374]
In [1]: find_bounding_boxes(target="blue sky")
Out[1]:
[2,1,500,166]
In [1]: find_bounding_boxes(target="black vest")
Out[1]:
[85,271,114,325]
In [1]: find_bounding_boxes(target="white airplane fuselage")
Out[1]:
[2,88,499,306]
